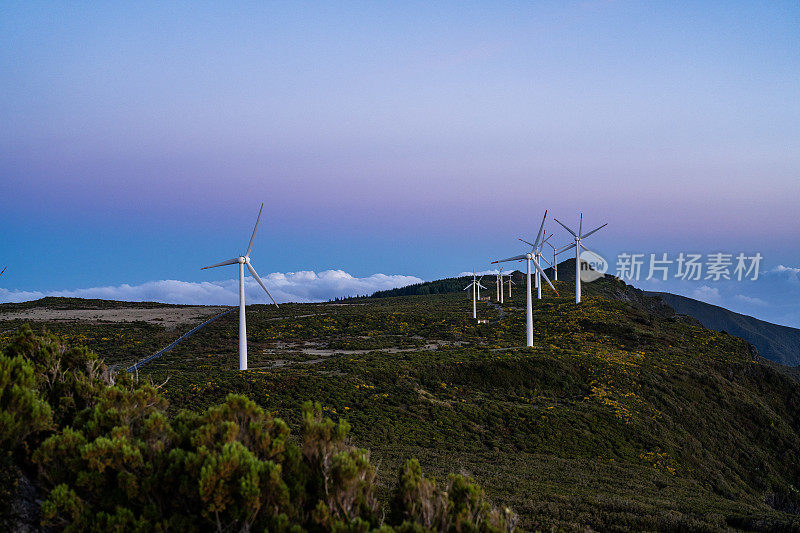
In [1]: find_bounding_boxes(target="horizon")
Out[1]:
[2,2,799,326]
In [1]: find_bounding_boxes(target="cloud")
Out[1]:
[0,270,423,306]
[734,294,768,306]
[769,265,800,282]
[691,285,721,304]
[456,270,501,277]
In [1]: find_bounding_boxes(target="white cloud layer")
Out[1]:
[0,270,424,306]
[734,294,768,306]
[691,285,721,304]
[770,265,800,282]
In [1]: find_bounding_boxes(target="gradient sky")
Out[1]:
[1,2,798,321]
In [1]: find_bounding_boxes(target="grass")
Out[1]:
[2,277,800,530]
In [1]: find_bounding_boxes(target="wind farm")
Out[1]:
[1,2,797,531]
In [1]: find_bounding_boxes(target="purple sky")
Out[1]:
[1,1,799,324]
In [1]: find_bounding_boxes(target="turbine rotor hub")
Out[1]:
[238,257,246,264]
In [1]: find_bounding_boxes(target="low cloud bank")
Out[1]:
[0,270,424,306]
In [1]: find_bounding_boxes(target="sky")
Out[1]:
[1,2,799,324]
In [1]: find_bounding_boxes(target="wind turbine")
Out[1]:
[544,240,561,281]
[554,213,607,304]
[492,213,558,347]
[201,203,278,371]
[463,271,487,319]
[534,235,554,299]
[498,267,505,303]
[519,213,553,300]
[505,275,515,298]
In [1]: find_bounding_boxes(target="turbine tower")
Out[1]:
[554,213,607,304]
[505,275,515,297]
[495,268,503,302]
[493,218,558,347]
[201,203,278,370]
[498,267,505,303]
[545,240,560,281]
[463,271,487,319]
[519,212,552,300]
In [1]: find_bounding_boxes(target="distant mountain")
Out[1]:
[652,292,800,367]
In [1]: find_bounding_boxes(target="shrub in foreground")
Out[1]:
[0,325,515,532]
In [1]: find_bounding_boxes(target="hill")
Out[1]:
[372,260,800,369]
[651,292,800,367]
[3,274,800,530]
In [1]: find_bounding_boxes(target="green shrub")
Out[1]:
[1,327,513,532]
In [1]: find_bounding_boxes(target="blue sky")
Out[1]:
[1,1,798,325]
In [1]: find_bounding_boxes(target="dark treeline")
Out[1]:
[369,273,521,299]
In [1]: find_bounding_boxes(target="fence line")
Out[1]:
[126,307,236,373]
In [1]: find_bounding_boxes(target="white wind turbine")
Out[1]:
[554,213,607,304]
[505,274,515,298]
[201,203,278,371]
[519,212,554,300]
[463,271,487,319]
[492,213,559,347]
[497,267,505,303]
[534,234,555,298]
[544,240,561,281]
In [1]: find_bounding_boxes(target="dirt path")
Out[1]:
[257,339,467,368]
[0,306,229,330]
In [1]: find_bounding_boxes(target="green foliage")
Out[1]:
[0,328,512,532]
[391,459,516,532]
[0,351,52,453]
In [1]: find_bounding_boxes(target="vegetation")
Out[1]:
[0,326,513,531]
[370,276,480,299]
[2,272,800,530]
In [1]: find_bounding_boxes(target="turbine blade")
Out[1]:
[0,267,5,277]
[581,223,607,239]
[245,203,264,257]
[579,213,583,237]
[478,283,487,290]
[533,209,547,248]
[492,254,527,263]
[553,218,577,238]
[557,242,577,254]
[581,245,601,260]
[201,257,239,270]
[518,237,536,248]
[539,255,552,267]
[532,257,559,296]
[246,262,278,307]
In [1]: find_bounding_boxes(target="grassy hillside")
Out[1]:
[2,276,800,530]
[653,292,800,367]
